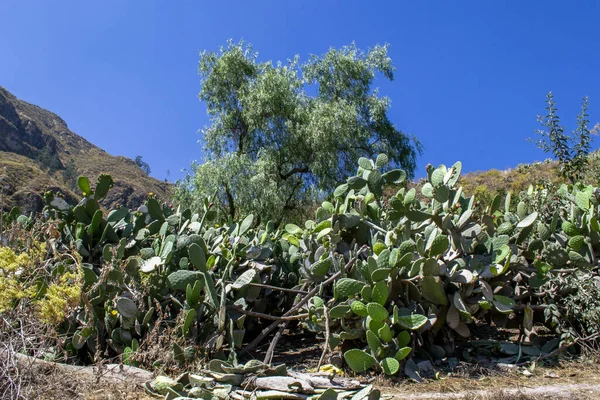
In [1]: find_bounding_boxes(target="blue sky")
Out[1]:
[1,1,599,182]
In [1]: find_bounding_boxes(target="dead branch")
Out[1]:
[316,305,331,371]
[241,246,368,356]
[227,306,309,321]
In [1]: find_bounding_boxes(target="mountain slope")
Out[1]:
[0,86,171,214]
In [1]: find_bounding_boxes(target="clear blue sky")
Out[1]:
[1,1,599,181]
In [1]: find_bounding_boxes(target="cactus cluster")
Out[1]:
[36,175,302,363]
[296,156,599,375]
[2,154,599,379]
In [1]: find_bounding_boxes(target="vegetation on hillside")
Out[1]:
[454,92,600,208]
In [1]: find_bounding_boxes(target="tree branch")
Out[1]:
[224,183,236,219]
[279,166,310,180]
[241,246,368,355]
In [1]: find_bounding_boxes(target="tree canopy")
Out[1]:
[176,40,422,222]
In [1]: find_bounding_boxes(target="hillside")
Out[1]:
[0,86,171,214]
[457,153,600,202]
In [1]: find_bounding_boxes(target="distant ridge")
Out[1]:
[0,86,171,214]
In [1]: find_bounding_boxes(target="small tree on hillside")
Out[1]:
[177,40,422,223]
[135,155,151,175]
[530,92,597,182]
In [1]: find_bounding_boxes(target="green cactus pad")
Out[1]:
[183,309,197,335]
[569,251,591,268]
[310,256,332,278]
[78,176,91,195]
[167,270,203,291]
[421,183,434,198]
[396,314,428,330]
[431,166,446,187]
[186,280,203,307]
[404,188,417,206]
[329,304,351,319]
[344,349,376,373]
[371,280,389,305]
[396,331,411,348]
[334,278,365,299]
[434,185,450,203]
[367,316,385,332]
[151,376,183,395]
[139,247,155,260]
[366,329,382,354]
[517,212,538,228]
[311,296,324,309]
[378,324,393,342]
[544,244,569,267]
[361,285,372,302]
[568,235,585,251]
[517,201,528,219]
[575,191,591,211]
[394,347,412,361]
[116,297,138,319]
[351,300,369,317]
[421,258,440,276]
[382,169,407,185]
[188,243,207,272]
[371,268,392,282]
[493,295,515,314]
[446,161,462,187]
[347,176,368,190]
[537,222,551,240]
[429,235,449,257]
[94,174,114,200]
[493,244,511,264]
[381,357,400,375]
[373,242,386,256]
[340,329,364,340]
[147,198,164,221]
[366,302,389,322]
[232,269,257,289]
[420,276,448,305]
[405,210,433,222]
[562,221,580,236]
[497,222,513,235]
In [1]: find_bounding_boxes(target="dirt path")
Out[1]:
[383,383,600,399]
[7,352,600,400]
[379,362,600,400]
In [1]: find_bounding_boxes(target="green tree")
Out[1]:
[135,155,151,175]
[177,40,422,222]
[530,92,596,182]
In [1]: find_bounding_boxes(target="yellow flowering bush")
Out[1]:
[0,244,82,324]
[0,246,38,313]
[37,270,82,325]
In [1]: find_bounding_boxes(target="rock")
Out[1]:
[416,360,435,378]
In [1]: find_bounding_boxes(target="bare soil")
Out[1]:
[9,352,598,400]
[378,361,600,399]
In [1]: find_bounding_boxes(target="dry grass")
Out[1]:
[2,316,599,400]
[10,358,600,400]
[0,311,153,400]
